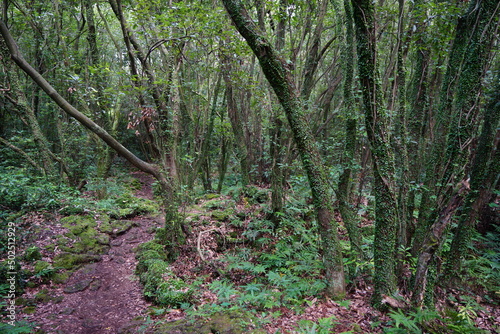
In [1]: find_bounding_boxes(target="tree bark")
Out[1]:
[351,0,399,308]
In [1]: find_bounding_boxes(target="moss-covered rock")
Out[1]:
[59,215,110,254]
[136,250,167,275]
[140,259,169,286]
[202,199,227,210]
[53,253,101,270]
[135,240,165,254]
[52,271,70,284]
[34,289,63,303]
[109,220,137,236]
[152,311,266,334]
[23,306,37,314]
[111,194,159,218]
[98,220,113,234]
[155,279,193,307]
[61,215,97,235]
[34,289,51,303]
[24,246,42,262]
[211,209,235,222]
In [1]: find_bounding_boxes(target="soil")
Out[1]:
[26,172,160,334]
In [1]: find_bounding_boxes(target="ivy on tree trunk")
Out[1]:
[222,0,346,298]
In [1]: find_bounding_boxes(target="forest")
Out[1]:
[0,0,499,333]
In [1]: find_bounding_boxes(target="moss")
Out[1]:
[153,310,266,334]
[34,261,51,274]
[68,229,110,255]
[52,272,70,284]
[33,289,64,304]
[98,220,113,234]
[24,246,42,262]
[34,289,51,303]
[61,215,97,235]
[140,259,169,285]
[136,240,166,254]
[15,298,29,306]
[202,199,227,210]
[211,209,234,222]
[44,243,56,253]
[111,194,159,218]
[109,220,137,236]
[156,280,193,307]
[23,306,37,314]
[136,250,167,274]
[53,253,101,270]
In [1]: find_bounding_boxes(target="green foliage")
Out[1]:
[465,226,500,295]
[0,168,75,211]
[384,307,487,334]
[212,215,328,311]
[0,321,36,334]
[294,316,338,334]
[23,246,41,262]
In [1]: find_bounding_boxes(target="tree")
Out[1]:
[351,0,399,307]
[222,0,346,298]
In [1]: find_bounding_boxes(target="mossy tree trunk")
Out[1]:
[411,0,499,306]
[351,0,399,308]
[337,0,363,261]
[444,69,500,281]
[0,40,56,177]
[222,0,346,298]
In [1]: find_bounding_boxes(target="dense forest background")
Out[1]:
[0,0,499,333]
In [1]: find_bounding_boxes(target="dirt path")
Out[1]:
[30,173,160,334]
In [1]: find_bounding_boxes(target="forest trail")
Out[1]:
[29,173,160,333]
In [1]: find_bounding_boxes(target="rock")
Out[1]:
[89,279,101,291]
[153,311,266,334]
[111,239,123,246]
[63,279,93,293]
[53,253,102,270]
[82,317,101,329]
[60,307,75,315]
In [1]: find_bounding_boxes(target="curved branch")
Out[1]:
[0,19,165,183]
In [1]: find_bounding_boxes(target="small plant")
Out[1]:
[0,321,36,334]
[294,316,338,334]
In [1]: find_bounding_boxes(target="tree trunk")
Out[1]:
[338,0,363,261]
[222,54,251,187]
[222,0,345,297]
[444,69,500,280]
[351,0,399,308]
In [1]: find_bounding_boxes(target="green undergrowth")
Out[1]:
[0,168,159,218]
[384,306,491,334]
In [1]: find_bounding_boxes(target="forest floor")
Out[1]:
[20,172,160,333]
[6,172,500,333]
